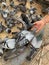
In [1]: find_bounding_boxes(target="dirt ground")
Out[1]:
[0,0,49,65]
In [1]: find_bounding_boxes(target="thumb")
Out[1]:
[33,22,38,25]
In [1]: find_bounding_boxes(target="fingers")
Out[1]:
[33,22,37,25]
[36,27,42,33]
[31,21,41,32]
[32,21,44,33]
[36,29,40,33]
[31,26,40,33]
[31,25,37,30]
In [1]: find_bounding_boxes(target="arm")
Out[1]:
[31,14,49,32]
[41,14,49,25]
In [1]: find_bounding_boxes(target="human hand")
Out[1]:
[31,20,45,32]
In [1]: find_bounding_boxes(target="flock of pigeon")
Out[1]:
[0,0,43,61]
